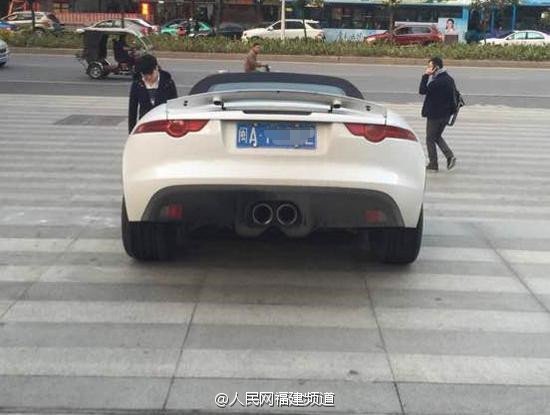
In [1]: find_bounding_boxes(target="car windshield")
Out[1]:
[497,31,513,38]
[209,82,346,96]
[307,22,321,29]
[47,13,60,23]
[135,19,153,27]
[141,36,153,49]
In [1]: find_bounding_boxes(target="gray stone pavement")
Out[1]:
[0,92,549,414]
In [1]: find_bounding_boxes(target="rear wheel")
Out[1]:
[121,200,178,261]
[368,209,423,264]
[87,62,105,80]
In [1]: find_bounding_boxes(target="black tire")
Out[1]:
[0,62,5,67]
[87,62,104,80]
[369,209,423,264]
[121,199,177,261]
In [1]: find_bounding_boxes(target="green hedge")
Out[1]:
[2,29,550,61]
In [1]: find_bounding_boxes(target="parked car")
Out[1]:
[1,11,62,34]
[484,30,550,45]
[0,38,9,67]
[122,72,425,263]
[215,22,244,39]
[127,18,158,34]
[0,20,18,31]
[365,24,443,45]
[160,19,187,36]
[77,18,157,35]
[242,19,325,41]
[176,20,213,37]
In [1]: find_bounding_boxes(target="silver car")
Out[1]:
[1,11,63,34]
[0,39,9,67]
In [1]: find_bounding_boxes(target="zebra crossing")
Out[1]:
[0,94,549,414]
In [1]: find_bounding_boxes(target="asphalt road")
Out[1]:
[2,53,550,108]
[1,58,550,414]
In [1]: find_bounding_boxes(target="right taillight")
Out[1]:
[134,120,208,138]
[345,123,417,143]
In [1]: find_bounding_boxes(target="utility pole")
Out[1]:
[280,0,285,40]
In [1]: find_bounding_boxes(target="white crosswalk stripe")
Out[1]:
[0,94,549,413]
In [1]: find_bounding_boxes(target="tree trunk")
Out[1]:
[215,0,222,32]
[26,0,35,32]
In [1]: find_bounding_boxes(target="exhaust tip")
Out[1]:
[251,203,274,226]
[276,203,298,226]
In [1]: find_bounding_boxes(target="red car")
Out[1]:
[365,24,443,46]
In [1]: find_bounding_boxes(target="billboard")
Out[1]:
[438,17,467,42]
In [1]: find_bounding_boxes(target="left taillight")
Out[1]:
[345,123,417,143]
[134,120,208,138]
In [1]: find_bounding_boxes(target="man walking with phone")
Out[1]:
[419,56,457,171]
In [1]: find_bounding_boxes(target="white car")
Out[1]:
[242,19,324,41]
[77,18,157,35]
[485,30,550,45]
[0,39,9,67]
[122,73,425,263]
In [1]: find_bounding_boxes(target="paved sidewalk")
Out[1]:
[0,94,549,414]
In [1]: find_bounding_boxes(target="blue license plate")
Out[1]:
[236,122,316,149]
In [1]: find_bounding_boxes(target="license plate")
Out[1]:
[236,122,316,149]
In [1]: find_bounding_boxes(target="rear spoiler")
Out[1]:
[166,89,387,118]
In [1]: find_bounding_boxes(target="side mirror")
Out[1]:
[267,27,273,31]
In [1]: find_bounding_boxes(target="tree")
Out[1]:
[542,10,550,31]
[293,0,323,40]
[26,0,35,31]
[470,0,519,39]
[119,0,132,28]
[382,0,400,31]
[471,0,519,13]
[214,0,222,32]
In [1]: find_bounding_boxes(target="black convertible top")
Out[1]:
[189,72,364,99]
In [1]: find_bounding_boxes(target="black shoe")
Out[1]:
[447,156,456,170]
[426,164,438,172]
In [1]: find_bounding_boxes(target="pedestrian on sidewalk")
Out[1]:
[128,54,178,133]
[419,56,457,171]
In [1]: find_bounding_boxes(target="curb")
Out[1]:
[11,47,550,69]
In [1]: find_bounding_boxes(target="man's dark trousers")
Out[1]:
[426,117,454,167]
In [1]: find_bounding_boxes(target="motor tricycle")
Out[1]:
[76,27,153,80]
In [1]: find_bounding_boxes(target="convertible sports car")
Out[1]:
[122,72,425,263]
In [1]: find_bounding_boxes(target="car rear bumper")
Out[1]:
[138,185,406,237]
[124,159,424,228]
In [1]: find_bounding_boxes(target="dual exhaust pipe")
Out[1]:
[251,202,299,227]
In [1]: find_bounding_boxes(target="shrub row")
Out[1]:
[2,29,550,61]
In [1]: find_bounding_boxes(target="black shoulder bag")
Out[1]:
[448,83,465,126]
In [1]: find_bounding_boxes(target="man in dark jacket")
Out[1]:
[419,57,457,171]
[128,54,178,133]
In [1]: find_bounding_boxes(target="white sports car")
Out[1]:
[122,73,426,263]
